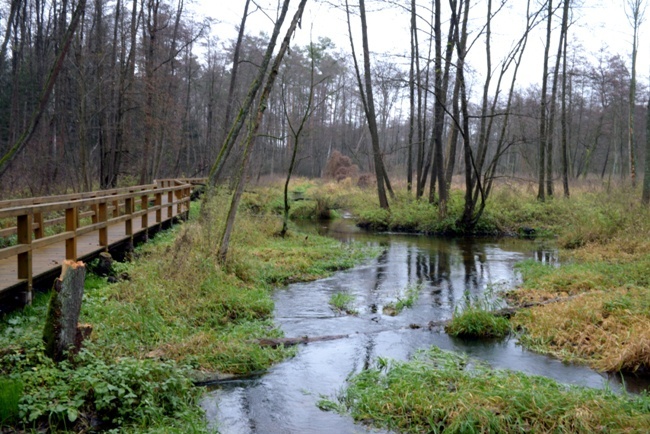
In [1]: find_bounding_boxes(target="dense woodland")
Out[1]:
[0,0,648,215]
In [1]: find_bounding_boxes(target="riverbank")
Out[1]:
[0,191,372,432]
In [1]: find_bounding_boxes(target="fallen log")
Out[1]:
[255,334,349,348]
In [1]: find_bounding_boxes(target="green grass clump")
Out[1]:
[444,291,509,339]
[445,308,510,339]
[445,297,510,339]
[0,378,22,425]
[329,292,357,315]
[322,347,650,433]
[383,284,421,316]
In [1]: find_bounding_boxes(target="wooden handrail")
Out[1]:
[0,179,204,301]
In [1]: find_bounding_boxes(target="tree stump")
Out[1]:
[43,260,90,361]
[94,252,114,277]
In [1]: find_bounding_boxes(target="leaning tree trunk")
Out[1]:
[642,97,650,205]
[43,260,91,362]
[217,0,308,262]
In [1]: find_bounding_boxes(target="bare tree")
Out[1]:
[538,0,553,201]
[345,0,393,209]
[644,95,650,204]
[217,0,309,262]
[626,0,645,187]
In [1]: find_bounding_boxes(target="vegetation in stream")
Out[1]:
[382,283,421,316]
[444,290,510,339]
[0,193,371,432]
[319,347,650,434]
[329,292,358,315]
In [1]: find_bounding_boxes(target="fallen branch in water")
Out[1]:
[255,334,349,348]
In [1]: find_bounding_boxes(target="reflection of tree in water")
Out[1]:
[536,249,556,264]
[458,239,488,296]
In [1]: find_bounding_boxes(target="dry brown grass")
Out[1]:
[512,287,650,373]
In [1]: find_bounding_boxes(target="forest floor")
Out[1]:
[1,178,649,433]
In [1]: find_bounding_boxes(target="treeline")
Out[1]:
[0,0,647,207]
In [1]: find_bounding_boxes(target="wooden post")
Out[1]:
[125,197,133,238]
[175,189,182,215]
[155,192,162,228]
[112,197,119,218]
[141,194,149,239]
[167,191,173,219]
[33,212,44,239]
[65,207,77,260]
[90,204,99,224]
[17,214,33,303]
[43,260,90,361]
[98,202,108,248]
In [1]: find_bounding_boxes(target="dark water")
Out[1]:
[201,218,648,434]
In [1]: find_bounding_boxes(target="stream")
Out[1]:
[201,218,649,433]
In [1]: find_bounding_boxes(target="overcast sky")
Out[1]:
[190,0,650,91]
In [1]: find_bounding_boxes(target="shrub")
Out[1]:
[323,151,359,182]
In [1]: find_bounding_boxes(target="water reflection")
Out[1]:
[202,219,644,434]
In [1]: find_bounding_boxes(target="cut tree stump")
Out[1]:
[43,260,91,361]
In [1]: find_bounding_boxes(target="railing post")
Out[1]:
[184,187,191,219]
[141,194,149,240]
[65,206,77,260]
[33,212,44,239]
[167,190,173,219]
[17,214,33,303]
[98,202,108,248]
[155,192,162,228]
[175,188,182,216]
[112,195,120,218]
[125,197,133,239]
[91,204,99,224]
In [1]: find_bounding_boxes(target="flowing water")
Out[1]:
[201,218,649,433]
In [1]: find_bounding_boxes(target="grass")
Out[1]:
[445,309,510,339]
[0,190,372,432]
[0,378,22,425]
[329,292,357,315]
[382,283,421,316]
[320,347,650,434]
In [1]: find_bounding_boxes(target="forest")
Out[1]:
[0,0,648,212]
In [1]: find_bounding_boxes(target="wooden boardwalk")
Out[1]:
[0,179,203,309]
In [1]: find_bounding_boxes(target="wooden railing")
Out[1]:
[0,179,205,301]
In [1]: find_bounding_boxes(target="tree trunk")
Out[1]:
[43,260,89,362]
[218,0,308,262]
[642,97,650,204]
[561,0,570,198]
[546,0,569,198]
[346,0,392,209]
[627,0,642,187]
[207,0,288,188]
[538,0,553,201]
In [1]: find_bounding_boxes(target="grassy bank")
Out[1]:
[0,191,371,432]
[320,347,650,433]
